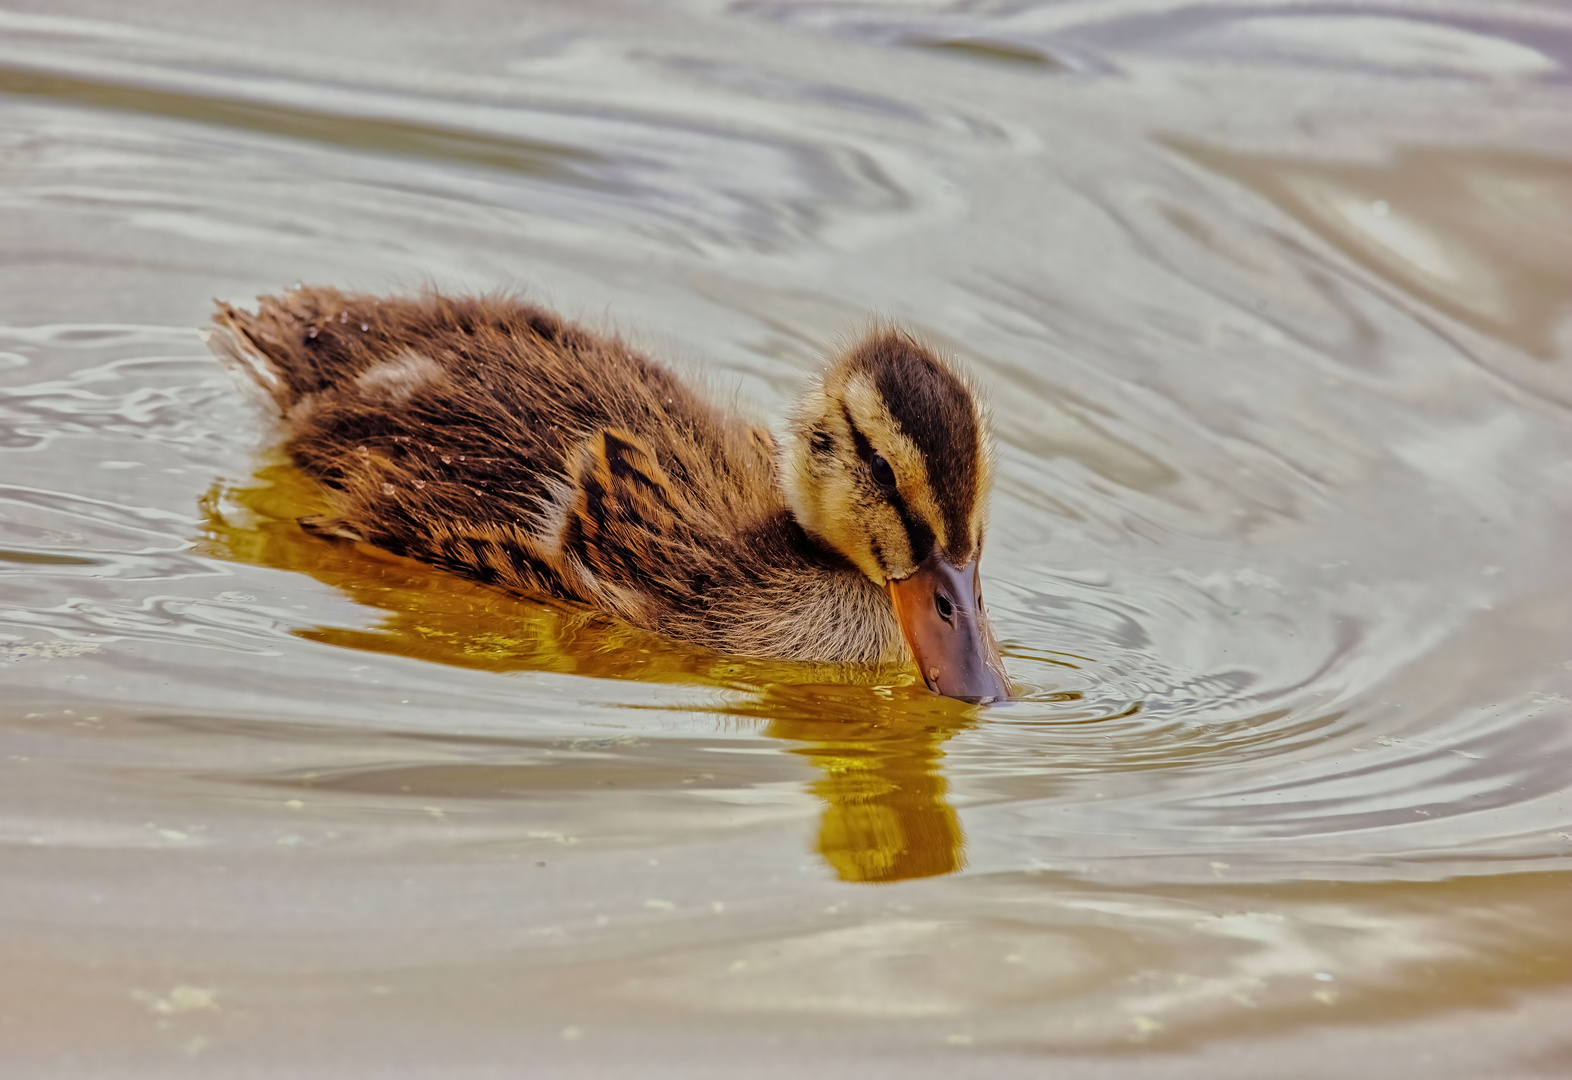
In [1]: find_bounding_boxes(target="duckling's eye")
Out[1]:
[869,453,897,490]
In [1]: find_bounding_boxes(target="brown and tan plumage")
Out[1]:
[207,286,1009,700]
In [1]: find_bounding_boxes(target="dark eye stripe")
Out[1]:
[840,404,936,566]
[841,403,878,465]
[865,341,979,562]
[892,491,936,564]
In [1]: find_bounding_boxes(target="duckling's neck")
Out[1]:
[692,509,902,666]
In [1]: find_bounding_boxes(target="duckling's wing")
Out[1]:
[564,428,697,586]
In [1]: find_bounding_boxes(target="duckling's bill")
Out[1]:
[887,551,1010,703]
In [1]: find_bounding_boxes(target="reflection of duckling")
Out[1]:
[751,686,973,883]
[208,287,1008,700]
[809,733,965,883]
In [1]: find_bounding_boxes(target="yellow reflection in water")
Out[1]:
[714,684,979,883]
[199,466,972,882]
[787,713,966,882]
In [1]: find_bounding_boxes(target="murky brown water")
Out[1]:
[3,1,1572,1076]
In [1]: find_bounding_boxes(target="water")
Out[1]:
[2,2,1571,1075]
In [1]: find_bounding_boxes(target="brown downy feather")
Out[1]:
[211,286,902,663]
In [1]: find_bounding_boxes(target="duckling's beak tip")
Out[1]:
[888,551,1010,704]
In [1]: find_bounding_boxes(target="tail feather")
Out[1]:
[207,286,360,413]
[203,320,288,415]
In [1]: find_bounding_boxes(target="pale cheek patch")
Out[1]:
[355,350,445,404]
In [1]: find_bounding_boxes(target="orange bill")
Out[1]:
[887,551,1010,703]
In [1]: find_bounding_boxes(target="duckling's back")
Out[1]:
[213,287,771,512]
[208,286,853,656]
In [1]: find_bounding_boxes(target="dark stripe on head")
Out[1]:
[841,402,876,465]
[840,403,936,569]
[887,486,935,565]
[856,335,979,561]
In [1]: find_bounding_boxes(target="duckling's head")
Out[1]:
[781,330,1009,703]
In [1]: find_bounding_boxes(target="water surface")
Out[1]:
[3,1,1572,1076]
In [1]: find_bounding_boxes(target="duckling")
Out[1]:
[207,287,1009,701]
